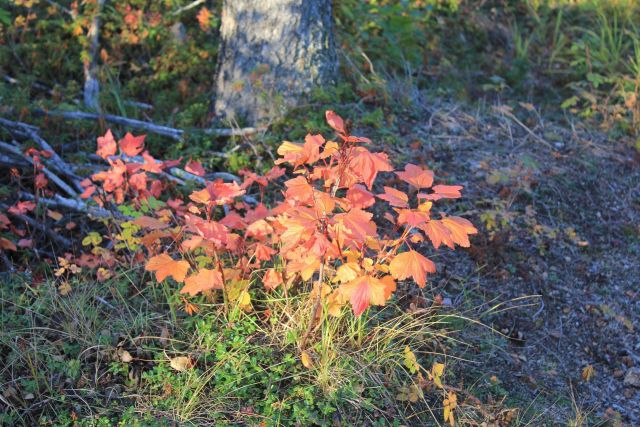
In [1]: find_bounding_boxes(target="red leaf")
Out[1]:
[389,250,436,288]
[396,209,430,227]
[339,275,394,316]
[419,185,463,201]
[263,268,283,291]
[0,213,10,229]
[0,237,17,252]
[129,172,147,192]
[185,160,206,177]
[96,130,117,159]
[8,201,36,215]
[132,215,169,230]
[346,184,375,209]
[253,242,277,261]
[140,151,164,173]
[145,253,190,283]
[119,132,145,157]
[206,180,246,205]
[349,147,393,189]
[332,208,377,248]
[35,173,48,189]
[180,268,223,296]
[396,164,434,189]
[377,186,409,208]
[326,110,345,135]
[79,184,96,199]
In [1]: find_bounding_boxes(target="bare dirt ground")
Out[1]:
[393,98,640,425]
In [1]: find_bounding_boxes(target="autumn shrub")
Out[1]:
[14,109,470,424]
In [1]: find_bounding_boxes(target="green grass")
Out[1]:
[1,268,474,425]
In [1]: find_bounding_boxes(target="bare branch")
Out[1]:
[1,202,73,248]
[34,110,265,141]
[0,141,79,198]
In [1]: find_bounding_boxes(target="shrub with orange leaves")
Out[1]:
[81,110,476,320]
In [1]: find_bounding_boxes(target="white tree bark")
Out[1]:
[214,0,338,125]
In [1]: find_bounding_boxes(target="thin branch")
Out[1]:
[171,0,206,15]
[97,154,259,205]
[18,192,115,219]
[0,141,79,198]
[1,202,73,248]
[34,110,265,140]
[0,117,85,192]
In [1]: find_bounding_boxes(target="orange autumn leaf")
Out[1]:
[189,188,211,204]
[349,147,393,189]
[132,215,170,230]
[346,184,375,209]
[420,219,455,249]
[325,110,345,135]
[96,129,117,159]
[441,216,477,248]
[377,186,409,208]
[284,176,314,202]
[396,209,430,227]
[389,249,436,288]
[145,253,190,283]
[396,164,434,189]
[206,180,246,205]
[253,242,277,261]
[262,268,283,291]
[339,274,391,316]
[0,237,17,252]
[180,268,223,296]
[332,208,377,247]
[420,185,463,201]
[276,134,324,167]
[196,7,212,31]
[119,132,145,157]
[185,160,206,177]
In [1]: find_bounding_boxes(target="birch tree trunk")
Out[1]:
[214,0,338,125]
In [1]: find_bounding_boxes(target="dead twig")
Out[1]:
[18,192,115,219]
[1,202,73,248]
[0,117,85,192]
[493,106,554,149]
[0,141,79,198]
[34,109,265,141]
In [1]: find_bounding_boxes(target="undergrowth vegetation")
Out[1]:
[1,111,479,425]
[1,0,639,425]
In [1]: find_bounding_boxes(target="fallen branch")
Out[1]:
[0,153,29,168]
[34,109,265,141]
[97,154,259,206]
[0,141,79,198]
[172,0,206,15]
[1,202,73,248]
[19,192,116,219]
[0,117,85,192]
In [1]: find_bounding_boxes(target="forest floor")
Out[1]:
[2,93,640,426]
[389,96,640,425]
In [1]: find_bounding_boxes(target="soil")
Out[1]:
[392,99,640,425]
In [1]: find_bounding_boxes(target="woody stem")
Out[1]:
[301,259,325,348]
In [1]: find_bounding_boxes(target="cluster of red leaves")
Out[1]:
[80,130,169,203]
[68,111,477,317]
